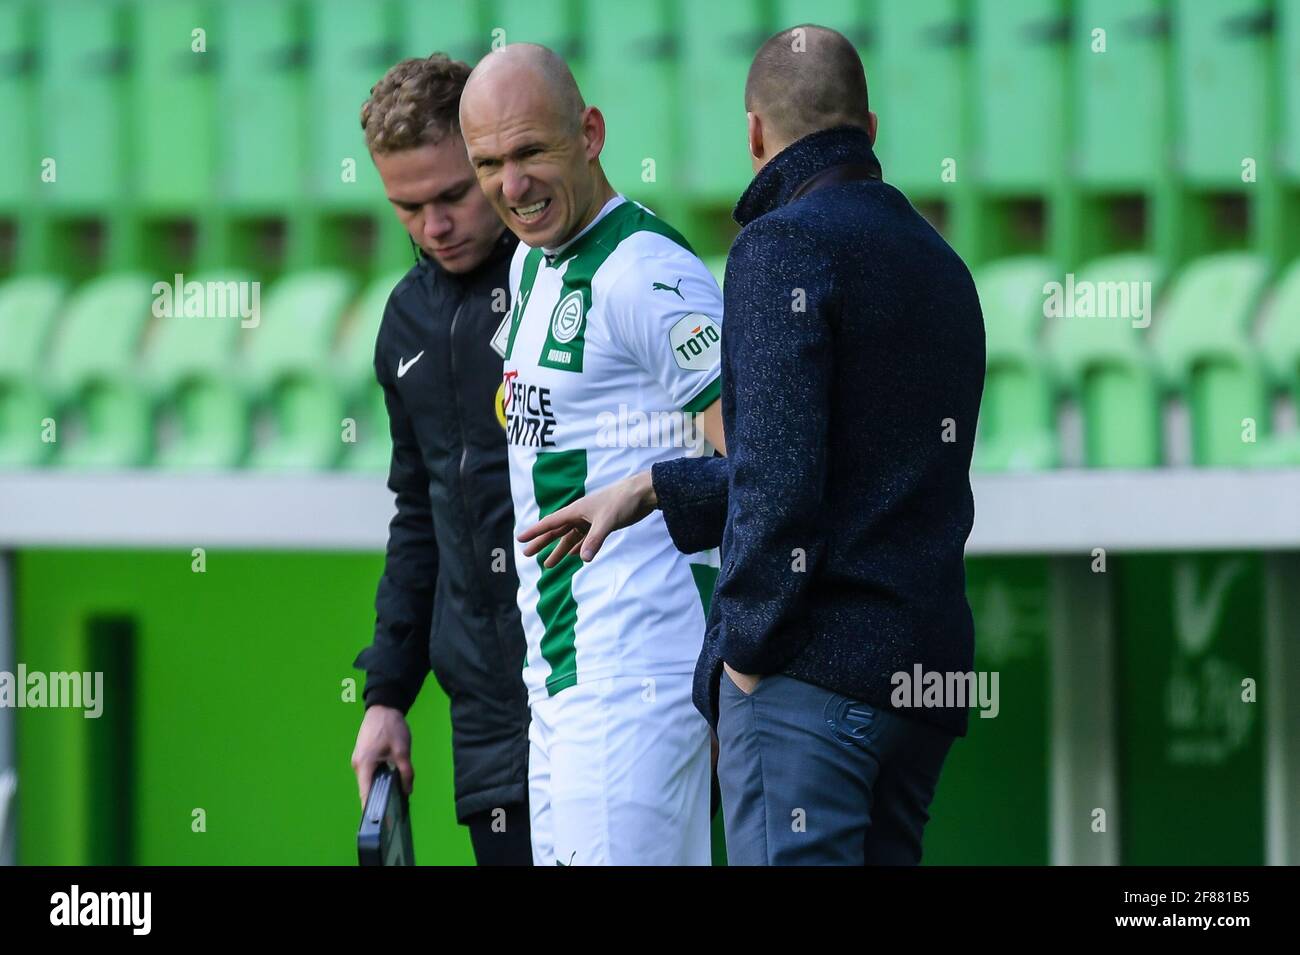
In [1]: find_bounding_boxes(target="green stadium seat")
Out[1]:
[1285,0,1300,181]
[0,275,66,467]
[306,0,395,209]
[217,0,307,211]
[1248,258,1300,465]
[241,269,357,470]
[773,0,873,62]
[131,0,216,212]
[872,0,967,196]
[47,273,155,468]
[1044,254,1165,467]
[139,272,251,470]
[336,271,405,472]
[973,257,1058,471]
[494,0,587,89]
[1173,0,1271,188]
[38,0,130,210]
[0,1,36,216]
[1073,0,1169,189]
[398,0,486,64]
[971,0,1068,192]
[1151,252,1271,465]
[585,0,678,207]
[681,0,766,203]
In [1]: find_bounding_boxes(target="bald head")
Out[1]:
[745,24,870,145]
[461,43,585,136]
[458,43,614,250]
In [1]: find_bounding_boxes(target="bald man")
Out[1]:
[459,44,727,865]
[522,25,985,865]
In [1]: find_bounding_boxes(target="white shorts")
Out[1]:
[528,672,712,866]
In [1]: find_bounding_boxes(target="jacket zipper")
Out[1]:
[447,294,486,611]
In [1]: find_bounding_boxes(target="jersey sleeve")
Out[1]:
[602,237,724,413]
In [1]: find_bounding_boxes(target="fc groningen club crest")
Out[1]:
[550,289,584,343]
[540,287,588,372]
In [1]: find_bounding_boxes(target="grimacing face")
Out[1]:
[459,84,606,250]
[371,133,504,273]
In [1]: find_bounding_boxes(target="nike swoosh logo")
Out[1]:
[397,351,425,378]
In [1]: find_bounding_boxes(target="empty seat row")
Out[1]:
[3,251,1300,472]
[975,252,1300,469]
[2,0,1298,218]
[0,269,404,471]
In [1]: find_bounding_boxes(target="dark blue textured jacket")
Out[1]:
[652,125,985,737]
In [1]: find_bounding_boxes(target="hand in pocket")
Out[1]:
[723,661,761,696]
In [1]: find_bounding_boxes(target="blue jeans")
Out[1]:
[716,671,955,865]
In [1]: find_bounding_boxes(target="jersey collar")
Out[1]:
[541,194,626,266]
[733,124,882,227]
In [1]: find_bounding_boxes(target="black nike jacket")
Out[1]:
[353,229,530,822]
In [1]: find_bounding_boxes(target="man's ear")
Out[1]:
[582,106,606,161]
[866,110,879,148]
[747,111,764,163]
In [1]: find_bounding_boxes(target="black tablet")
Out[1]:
[357,765,415,866]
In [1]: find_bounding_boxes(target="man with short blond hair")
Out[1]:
[350,53,531,865]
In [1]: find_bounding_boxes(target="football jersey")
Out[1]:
[498,195,723,703]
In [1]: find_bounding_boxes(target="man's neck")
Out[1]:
[753,136,792,175]
[546,178,619,255]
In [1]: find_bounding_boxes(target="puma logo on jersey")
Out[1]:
[397,351,425,378]
[652,278,684,300]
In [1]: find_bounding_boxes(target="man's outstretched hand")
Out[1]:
[519,470,658,568]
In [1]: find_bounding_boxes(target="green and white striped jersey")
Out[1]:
[499,195,723,701]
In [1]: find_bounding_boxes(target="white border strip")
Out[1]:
[0,468,1296,552]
